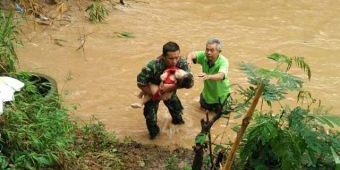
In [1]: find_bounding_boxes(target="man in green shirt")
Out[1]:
[137,41,193,139]
[186,38,232,114]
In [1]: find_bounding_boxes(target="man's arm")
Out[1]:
[198,72,225,81]
[138,85,153,96]
[158,71,176,94]
[199,55,228,81]
[186,51,197,67]
[137,61,154,96]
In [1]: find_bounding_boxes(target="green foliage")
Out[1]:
[69,117,123,170]
[122,136,135,144]
[268,53,311,80]
[0,9,21,73]
[234,53,340,170]
[165,154,179,170]
[115,31,135,38]
[331,147,340,170]
[0,72,123,169]
[195,132,208,145]
[238,53,307,107]
[86,2,109,23]
[75,116,118,152]
[0,72,76,169]
[239,107,340,170]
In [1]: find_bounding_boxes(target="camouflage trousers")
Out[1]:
[143,93,184,138]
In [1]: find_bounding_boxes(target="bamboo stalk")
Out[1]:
[221,84,264,170]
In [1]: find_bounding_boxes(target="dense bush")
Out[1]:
[235,54,340,170]
[192,53,340,170]
[0,72,76,169]
[0,72,123,170]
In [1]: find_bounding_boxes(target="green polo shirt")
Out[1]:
[196,51,231,104]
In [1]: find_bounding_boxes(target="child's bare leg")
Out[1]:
[142,95,152,105]
[131,91,146,108]
[137,91,144,99]
[131,84,158,108]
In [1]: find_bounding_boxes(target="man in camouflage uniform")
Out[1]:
[137,41,193,139]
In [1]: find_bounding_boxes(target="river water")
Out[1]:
[17,0,340,148]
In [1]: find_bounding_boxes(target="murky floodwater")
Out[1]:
[17,0,340,148]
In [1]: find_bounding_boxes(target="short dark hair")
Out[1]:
[162,41,180,56]
[177,73,194,89]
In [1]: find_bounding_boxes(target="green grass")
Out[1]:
[0,9,21,74]
[0,72,124,170]
[0,72,76,169]
[115,31,135,38]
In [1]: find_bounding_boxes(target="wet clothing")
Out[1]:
[199,93,233,114]
[194,51,231,113]
[137,56,190,137]
[137,56,189,87]
[163,67,178,84]
[151,67,178,101]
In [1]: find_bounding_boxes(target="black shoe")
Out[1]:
[149,126,160,140]
[172,118,185,125]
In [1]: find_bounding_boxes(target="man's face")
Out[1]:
[164,50,180,67]
[205,43,219,62]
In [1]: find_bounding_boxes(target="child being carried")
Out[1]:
[131,67,193,108]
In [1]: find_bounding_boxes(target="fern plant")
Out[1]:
[235,53,340,170]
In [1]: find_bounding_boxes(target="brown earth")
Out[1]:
[73,141,194,170]
[115,142,193,170]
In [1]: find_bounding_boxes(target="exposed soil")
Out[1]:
[72,141,195,170]
[115,142,194,170]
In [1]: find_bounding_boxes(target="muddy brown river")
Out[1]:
[17,0,340,148]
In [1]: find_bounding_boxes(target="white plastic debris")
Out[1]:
[0,76,25,115]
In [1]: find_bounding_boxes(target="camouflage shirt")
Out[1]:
[137,55,190,87]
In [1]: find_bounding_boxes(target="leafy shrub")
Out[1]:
[236,53,340,170]
[0,72,123,170]
[0,72,76,169]
[74,116,119,152]
[194,53,339,170]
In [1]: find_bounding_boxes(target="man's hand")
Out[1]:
[138,85,153,96]
[198,73,210,80]
[186,52,196,68]
[198,72,224,81]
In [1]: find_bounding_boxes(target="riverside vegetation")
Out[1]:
[0,1,339,170]
[0,5,193,170]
